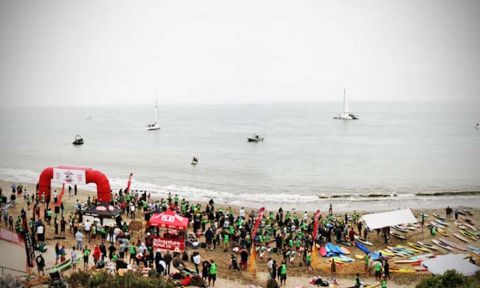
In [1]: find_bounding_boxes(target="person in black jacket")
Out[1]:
[35,254,45,275]
[155,250,164,274]
[163,251,172,275]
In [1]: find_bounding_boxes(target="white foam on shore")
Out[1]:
[1,167,479,212]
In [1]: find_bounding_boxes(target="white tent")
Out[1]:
[359,209,417,230]
[422,254,479,276]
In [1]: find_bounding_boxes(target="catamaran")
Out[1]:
[146,99,161,131]
[333,89,358,120]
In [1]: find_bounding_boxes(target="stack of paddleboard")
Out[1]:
[455,221,479,241]
[432,237,468,252]
[322,243,355,263]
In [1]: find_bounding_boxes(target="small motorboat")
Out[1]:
[191,157,198,166]
[247,134,264,142]
[72,135,84,145]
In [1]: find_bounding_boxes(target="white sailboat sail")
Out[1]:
[334,88,358,120]
[146,93,161,130]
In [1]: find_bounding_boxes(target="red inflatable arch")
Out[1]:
[38,166,112,203]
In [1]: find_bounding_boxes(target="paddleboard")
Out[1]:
[433,213,446,221]
[320,247,327,257]
[354,235,373,246]
[453,233,470,243]
[340,246,351,255]
[390,232,406,240]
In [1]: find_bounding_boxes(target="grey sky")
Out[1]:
[1,0,479,106]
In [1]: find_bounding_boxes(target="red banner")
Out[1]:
[251,207,265,240]
[312,210,320,240]
[126,173,133,193]
[152,237,185,252]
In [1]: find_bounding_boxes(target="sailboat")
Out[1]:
[333,89,358,120]
[146,99,161,131]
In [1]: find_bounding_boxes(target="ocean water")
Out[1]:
[0,102,479,212]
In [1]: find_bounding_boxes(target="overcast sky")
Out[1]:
[1,0,479,106]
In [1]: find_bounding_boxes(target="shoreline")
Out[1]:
[0,169,480,212]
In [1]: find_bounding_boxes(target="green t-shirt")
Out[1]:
[209,263,217,275]
[280,264,287,275]
[374,262,382,272]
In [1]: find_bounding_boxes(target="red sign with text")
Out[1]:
[152,237,185,252]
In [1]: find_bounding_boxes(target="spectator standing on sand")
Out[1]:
[75,230,83,250]
[384,260,390,280]
[279,261,287,286]
[83,245,91,270]
[209,259,217,287]
[202,261,210,282]
[373,260,383,281]
[193,251,201,274]
[71,247,78,270]
[35,253,45,275]
[163,250,172,275]
[354,273,362,288]
[36,221,45,242]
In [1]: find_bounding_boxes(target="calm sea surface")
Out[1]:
[0,102,479,211]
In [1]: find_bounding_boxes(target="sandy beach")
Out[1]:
[1,179,479,288]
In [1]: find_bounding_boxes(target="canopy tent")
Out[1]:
[149,210,188,231]
[83,203,122,219]
[359,209,417,230]
[422,254,479,276]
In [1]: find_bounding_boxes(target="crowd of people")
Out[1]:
[0,183,398,287]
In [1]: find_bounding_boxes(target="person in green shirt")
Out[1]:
[364,254,370,273]
[129,244,136,264]
[83,246,91,270]
[373,261,383,281]
[381,276,387,288]
[208,260,217,287]
[306,251,312,271]
[223,233,229,252]
[279,261,287,286]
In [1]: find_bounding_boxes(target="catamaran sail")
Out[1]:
[146,98,161,130]
[334,89,358,120]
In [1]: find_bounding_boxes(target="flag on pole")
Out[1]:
[248,207,265,275]
[126,173,133,193]
[311,210,321,269]
[312,210,320,240]
[251,207,265,240]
